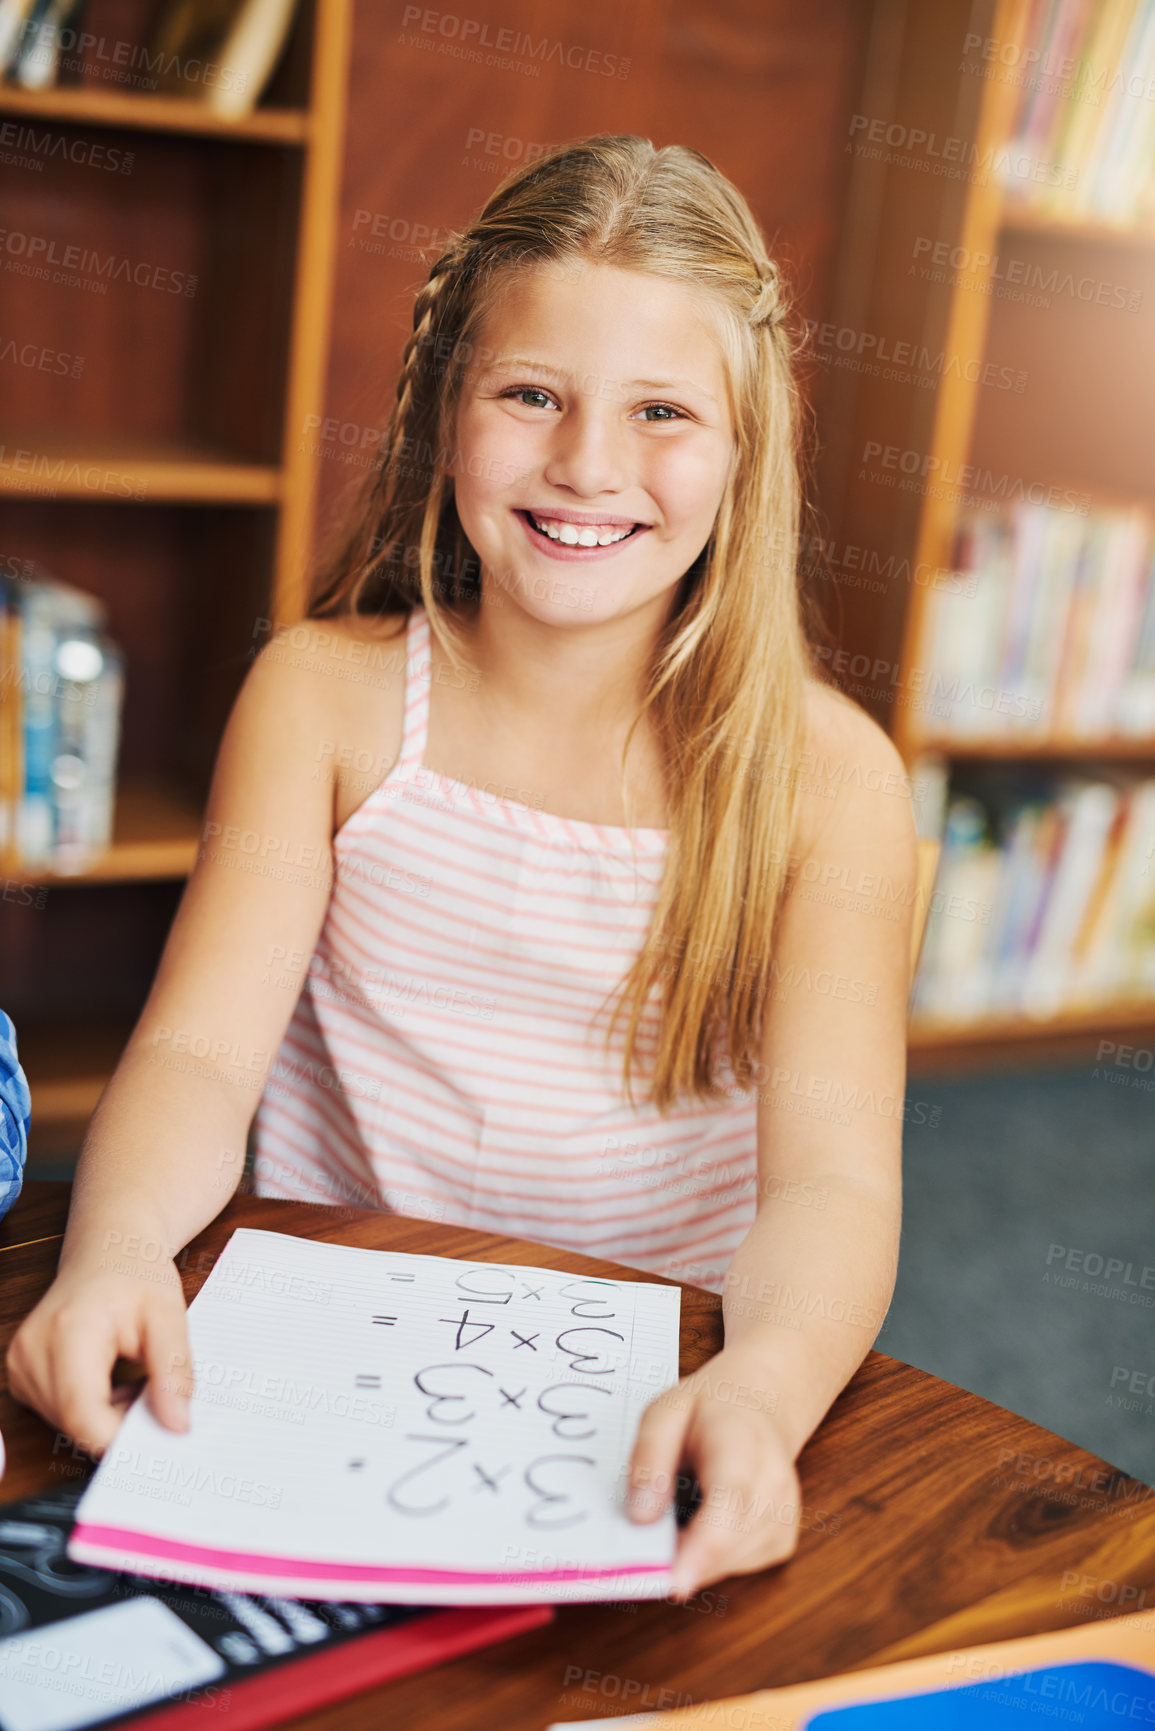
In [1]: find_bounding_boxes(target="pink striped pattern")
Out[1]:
[253,607,758,1292]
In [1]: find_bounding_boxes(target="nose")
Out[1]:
[542,397,629,500]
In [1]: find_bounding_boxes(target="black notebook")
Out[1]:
[0,1476,552,1731]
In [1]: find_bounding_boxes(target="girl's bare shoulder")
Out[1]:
[793,675,917,860]
[248,611,413,831]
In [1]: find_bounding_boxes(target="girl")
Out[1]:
[7,136,917,1598]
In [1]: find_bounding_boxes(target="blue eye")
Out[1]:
[639,404,682,421]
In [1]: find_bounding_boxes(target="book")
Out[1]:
[909,796,999,1019]
[1005,0,1155,230]
[147,0,298,114]
[0,0,36,75]
[0,1477,553,1731]
[1119,545,1155,734]
[910,769,1155,1022]
[1019,777,1120,1016]
[0,573,123,874]
[547,1603,1155,1729]
[7,0,78,88]
[987,799,1052,1011]
[1077,510,1151,737]
[915,501,1155,746]
[50,628,124,874]
[208,0,298,118]
[1069,778,1155,1000]
[68,1229,682,1605]
[146,0,245,96]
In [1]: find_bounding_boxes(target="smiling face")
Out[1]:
[448,260,737,631]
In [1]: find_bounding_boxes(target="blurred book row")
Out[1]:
[915,499,1155,742]
[1004,0,1155,228]
[912,760,1155,1023]
[0,573,123,875]
[0,0,298,117]
[0,0,81,88]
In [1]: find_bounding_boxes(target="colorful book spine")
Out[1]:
[911,770,1155,1022]
[0,574,123,875]
[1004,0,1155,230]
[916,501,1155,745]
[51,630,124,873]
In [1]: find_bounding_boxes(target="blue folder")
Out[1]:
[805,1660,1155,1727]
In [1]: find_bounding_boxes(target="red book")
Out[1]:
[125,1603,555,1731]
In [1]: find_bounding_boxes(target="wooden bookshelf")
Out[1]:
[999,206,1155,251]
[0,84,310,143]
[912,736,1155,762]
[0,0,351,1162]
[908,999,1155,1074]
[910,1000,1155,1045]
[13,1016,137,1163]
[0,436,282,503]
[817,0,1149,1052]
[9,776,202,884]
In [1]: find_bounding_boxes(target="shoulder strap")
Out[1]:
[396,606,430,770]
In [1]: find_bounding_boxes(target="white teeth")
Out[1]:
[530,513,635,546]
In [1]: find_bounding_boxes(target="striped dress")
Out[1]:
[252,606,759,1292]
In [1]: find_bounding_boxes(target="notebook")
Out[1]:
[68,1229,682,1604]
[546,1603,1155,1728]
[0,1477,553,1731]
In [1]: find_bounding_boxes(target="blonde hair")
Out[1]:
[311,134,823,1112]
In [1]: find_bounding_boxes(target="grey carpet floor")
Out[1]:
[879,1059,1155,1486]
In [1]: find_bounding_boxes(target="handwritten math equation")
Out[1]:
[347,1264,657,1533]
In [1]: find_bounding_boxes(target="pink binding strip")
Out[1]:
[71,1522,668,1585]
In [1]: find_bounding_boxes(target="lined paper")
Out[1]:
[69,1229,682,1604]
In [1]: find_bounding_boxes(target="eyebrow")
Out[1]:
[485,358,719,403]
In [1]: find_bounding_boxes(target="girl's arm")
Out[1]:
[629,686,919,1592]
[7,621,402,1453]
[58,628,350,1261]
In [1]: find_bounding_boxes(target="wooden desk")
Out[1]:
[3,1181,1154,1730]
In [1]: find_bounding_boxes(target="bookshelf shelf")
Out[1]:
[910,736,1155,762]
[909,1000,1155,1048]
[0,85,309,144]
[16,1016,137,1165]
[5,775,204,885]
[0,437,282,504]
[999,206,1155,251]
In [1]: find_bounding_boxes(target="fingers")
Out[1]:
[5,1276,193,1461]
[625,1376,695,1521]
[140,1301,194,1433]
[670,1413,801,1599]
[23,1306,127,1459]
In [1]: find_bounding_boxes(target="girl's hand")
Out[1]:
[6,1253,194,1459]
[625,1346,800,1598]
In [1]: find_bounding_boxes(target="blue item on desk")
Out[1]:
[804,1660,1155,1727]
[0,1008,30,1222]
